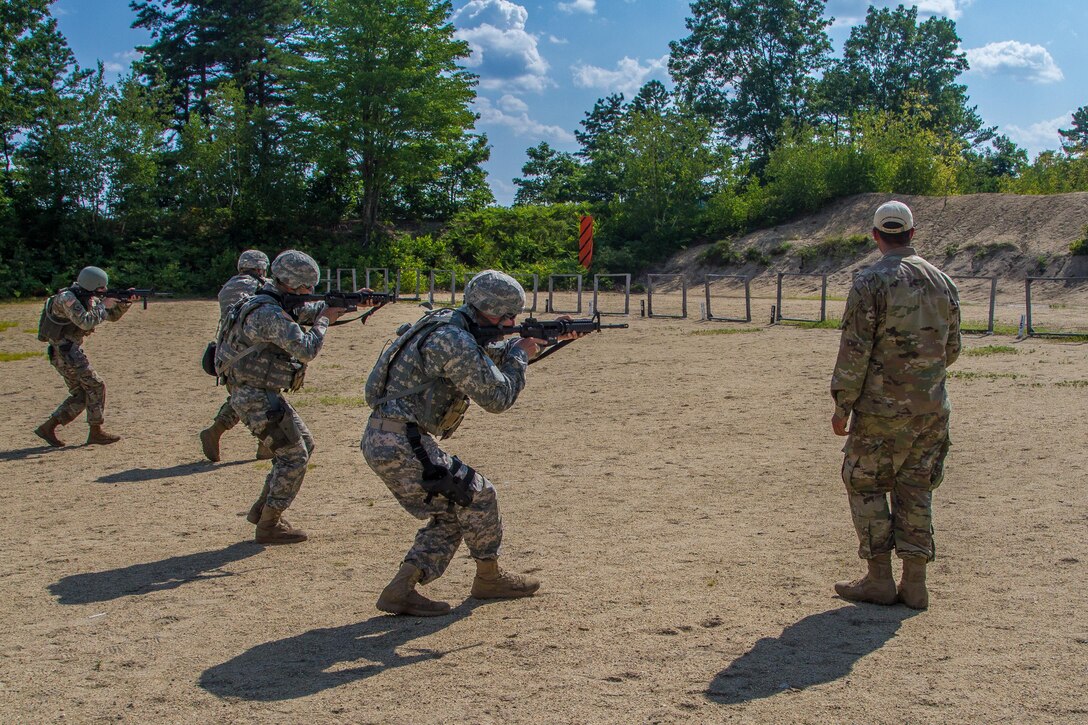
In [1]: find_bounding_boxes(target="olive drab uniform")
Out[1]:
[216,285,327,513]
[38,288,131,426]
[210,272,267,430]
[362,306,529,584]
[832,246,961,561]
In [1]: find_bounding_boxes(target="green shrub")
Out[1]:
[701,239,741,266]
[1070,226,1088,255]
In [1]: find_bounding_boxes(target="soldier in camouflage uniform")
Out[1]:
[831,201,961,610]
[216,250,348,545]
[199,249,274,462]
[34,266,136,447]
[362,270,583,617]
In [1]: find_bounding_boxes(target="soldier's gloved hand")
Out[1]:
[323,306,347,324]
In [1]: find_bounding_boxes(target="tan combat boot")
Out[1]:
[246,483,271,525]
[255,442,275,460]
[86,423,121,445]
[34,416,65,447]
[376,563,452,617]
[834,552,897,605]
[254,506,307,545]
[898,557,929,610]
[199,420,230,462]
[471,558,540,599]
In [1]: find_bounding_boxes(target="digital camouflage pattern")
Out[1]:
[362,304,529,583]
[217,273,266,318]
[270,250,320,289]
[369,306,528,436]
[464,270,525,317]
[213,273,267,429]
[237,249,269,273]
[231,385,313,510]
[45,291,130,424]
[833,245,960,562]
[227,290,328,511]
[362,424,501,584]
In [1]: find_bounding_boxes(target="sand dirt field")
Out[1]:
[0,296,1085,724]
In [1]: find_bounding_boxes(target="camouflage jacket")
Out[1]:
[44,288,130,344]
[218,273,267,319]
[832,246,961,418]
[367,306,528,437]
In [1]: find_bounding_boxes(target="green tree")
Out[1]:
[823,5,987,143]
[668,0,833,166]
[574,93,628,202]
[286,0,478,246]
[1059,106,1088,156]
[513,142,583,206]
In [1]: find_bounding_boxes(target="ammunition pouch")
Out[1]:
[437,396,470,439]
[405,423,475,511]
[201,341,218,376]
[259,394,303,451]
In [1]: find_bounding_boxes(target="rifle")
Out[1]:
[285,290,396,325]
[72,288,172,310]
[476,312,628,364]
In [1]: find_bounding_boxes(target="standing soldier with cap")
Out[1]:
[34,266,136,447]
[362,269,584,617]
[215,250,350,544]
[199,249,275,462]
[831,200,961,610]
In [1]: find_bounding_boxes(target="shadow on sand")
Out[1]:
[49,541,262,604]
[200,601,492,701]
[0,444,63,462]
[95,458,249,483]
[706,605,919,705]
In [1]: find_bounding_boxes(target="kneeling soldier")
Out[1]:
[362,270,583,616]
[35,266,134,446]
[215,250,345,544]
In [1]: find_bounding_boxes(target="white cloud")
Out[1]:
[1007,111,1073,155]
[548,35,569,45]
[558,0,596,14]
[497,94,528,113]
[965,41,1064,84]
[453,0,552,93]
[914,0,973,19]
[473,96,576,143]
[572,55,669,96]
[103,62,124,73]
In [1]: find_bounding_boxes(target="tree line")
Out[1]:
[1,0,1086,298]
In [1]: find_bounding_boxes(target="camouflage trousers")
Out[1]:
[361,415,502,585]
[47,343,106,425]
[230,384,313,511]
[841,410,951,561]
[212,395,241,428]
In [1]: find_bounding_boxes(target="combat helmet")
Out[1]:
[270,250,320,289]
[464,270,525,318]
[237,249,270,274]
[76,266,109,291]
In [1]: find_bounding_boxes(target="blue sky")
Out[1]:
[55,0,1088,205]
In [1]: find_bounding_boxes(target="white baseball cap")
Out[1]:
[874,200,914,233]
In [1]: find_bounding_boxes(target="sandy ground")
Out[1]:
[0,297,1086,724]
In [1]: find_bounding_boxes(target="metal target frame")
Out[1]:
[949,275,997,335]
[365,267,391,293]
[704,274,752,322]
[593,273,631,316]
[395,269,423,301]
[547,274,583,314]
[428,269,457,306]
[647,274,687,319]
[335,268,357,292]
[775,273,827,323]
[1025,276,1088,338]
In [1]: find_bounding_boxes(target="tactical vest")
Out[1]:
[365,307,474,438]
[37,288,87,344]
[215,293,306,391]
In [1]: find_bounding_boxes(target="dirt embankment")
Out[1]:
[664,192,1088,286]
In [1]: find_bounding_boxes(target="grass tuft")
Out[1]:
[0,351,43,362]
[963,345,1018,357]
[0,321,19,332]
[692,327,762,336]
[780,318,841,330]
[948,370,1020,381]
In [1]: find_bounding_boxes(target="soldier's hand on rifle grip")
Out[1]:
[323,306,347,324]
[554,314,592,341]
[513,337,548,359]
